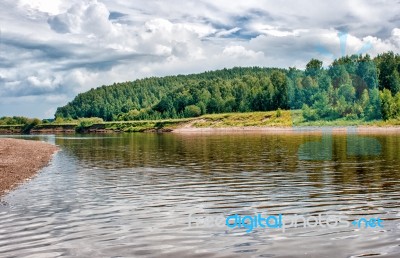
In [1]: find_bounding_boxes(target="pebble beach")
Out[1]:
[0,138,58,196]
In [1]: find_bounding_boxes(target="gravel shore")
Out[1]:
[0,138,58,196]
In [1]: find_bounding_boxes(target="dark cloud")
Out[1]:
[0,57,14,68]
[55,53,165,72]
[108,11,126,20]
[234,9,275,24]
[2,85,59,98]
[48,15,70,33]
[1,34,74,60]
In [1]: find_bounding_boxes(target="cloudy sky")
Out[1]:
[0,0,399,118]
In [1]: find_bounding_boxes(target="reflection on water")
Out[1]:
[1,133,400,257]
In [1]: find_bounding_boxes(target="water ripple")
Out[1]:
[1,133,400,257]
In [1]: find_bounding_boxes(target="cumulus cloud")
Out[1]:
[0,0,399,118]
[48,0,114,36]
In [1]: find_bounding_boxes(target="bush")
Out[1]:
[302,104,319,121]
[276,108,282,117]
[54,117,65,124]
[76,117,104,132]
[21,118,41,134]
[345,113,359,120]
[0,116,30,125]
[184,105,202,118]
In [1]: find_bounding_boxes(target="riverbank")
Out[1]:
[0,138,58,196]
[2,110,400,134]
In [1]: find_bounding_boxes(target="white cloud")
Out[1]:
[19,0,64,15]
[48,0,115,36]
[0,0,399,118]
[250,23,308,37]
[222,46,264,59]
[391,28,400,47]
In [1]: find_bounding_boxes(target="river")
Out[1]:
[1,132,400,257]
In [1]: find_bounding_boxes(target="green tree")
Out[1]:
[364,88,381,120]
[305,58,323,77]
[270,71,288,109]
[380,89,395,120]
[376,51,400,94]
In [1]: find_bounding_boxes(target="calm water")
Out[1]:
[1,132,400,257]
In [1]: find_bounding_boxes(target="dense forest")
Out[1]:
[54,52,400,122]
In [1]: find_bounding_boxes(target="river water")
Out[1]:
[1,132,400,257]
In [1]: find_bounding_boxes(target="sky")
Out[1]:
[0,0,399,118]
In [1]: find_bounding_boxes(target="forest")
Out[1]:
[50,52,400,122]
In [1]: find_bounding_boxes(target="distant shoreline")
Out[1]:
[0,138,58,197]
[2,124,400,135]
[1,111,400,134]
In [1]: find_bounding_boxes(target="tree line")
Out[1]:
[54,51,400,122]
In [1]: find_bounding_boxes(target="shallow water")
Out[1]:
[1,133,400,257]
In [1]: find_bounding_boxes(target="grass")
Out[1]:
[0,125,23,128]
[34,123,77,128]
[191,110,294,128]
[104,118,192,132]
[176,110,400,128]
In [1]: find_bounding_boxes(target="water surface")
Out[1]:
[1,133,400,257]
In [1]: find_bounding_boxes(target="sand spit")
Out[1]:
[0,138,58,196]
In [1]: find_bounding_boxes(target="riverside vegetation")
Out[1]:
[1,52,400,133]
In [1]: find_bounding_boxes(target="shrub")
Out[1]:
[276,108,282,117]
[76,117,104,132]
[380,89,395,120]
[184,105,202,118]
[302,104,319,121]
[21,118,41,134]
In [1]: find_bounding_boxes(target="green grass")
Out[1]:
[183,110,400,128]
[0,125,23,128]
[104,118,192,132]
[34,123,77,128]
[191,110,294,128]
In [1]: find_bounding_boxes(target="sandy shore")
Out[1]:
[172,126,400,134]
[0,138,58,196]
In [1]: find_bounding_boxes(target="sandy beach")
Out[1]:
[0,138,58,196]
